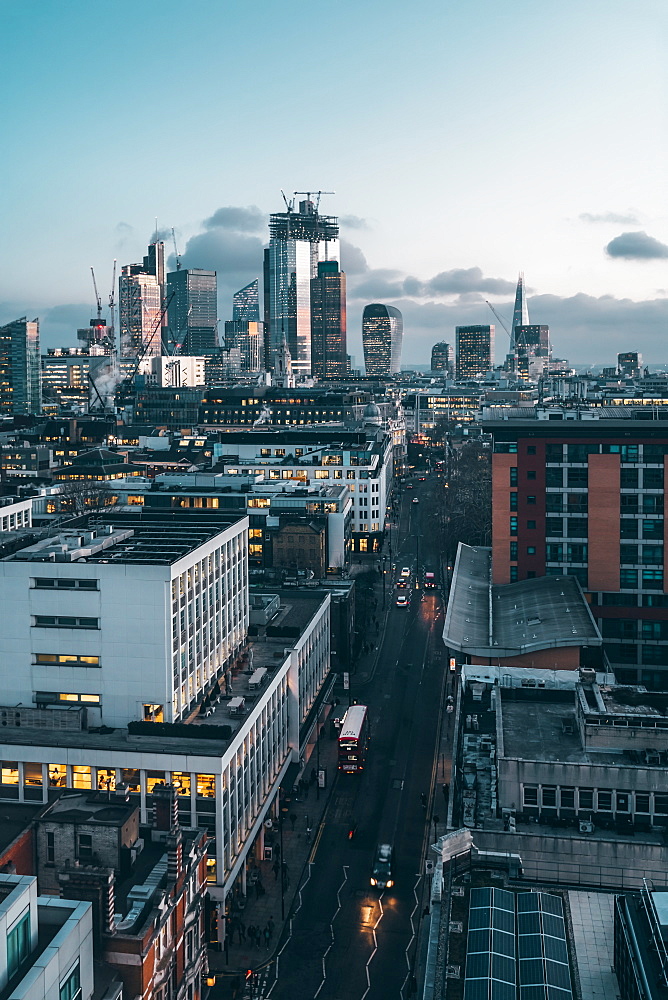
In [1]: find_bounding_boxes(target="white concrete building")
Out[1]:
[0,512,248,727]
[0,873,96,1000]
[0,496,32,532]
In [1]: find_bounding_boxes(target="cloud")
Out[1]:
[349,265,516,301]
[203,206,265,233]
[426,267,516,296]
[339,214,369,230]
[605,231,668,260]
[340,239,368,275]
[580,211,639,225]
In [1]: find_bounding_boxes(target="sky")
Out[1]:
[1,0,667,367]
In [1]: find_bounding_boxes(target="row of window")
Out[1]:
[33,616,99,629]
[34,654,100,667]
[523,784,668,815]
[32,577,98,590]
[496,442,668,462]
[0,761,217,796]
[603,643,668,665]
[601,618,668,640]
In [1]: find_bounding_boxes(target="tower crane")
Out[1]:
[293,190,335,213]
[90,268,103,322]
[116,291,175,402]
[171,228,182,270]
[485,300,511,341]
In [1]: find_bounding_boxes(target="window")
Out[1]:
[172,772,191,796]
[1,762,19,785]
[527,470,536,480]
[545,468,563,488]
[527,546,536,555]
[635,793,650,813]
[77,833,93,863]
[620,568,638,589]
[604,643,638,664]
[523,786,538,805]
[642,569,664,590]
[560,788,575,809]
[527,446,536,455]
[568,443,599,462]
[597,790,612,811]
[47,831,55,863]
[7,911,30,978]
[510,468,518,486]
[620,545,638,564]
[23,763,42,787]
[527,520,536,529]
[643,593,668,607]
[546,518,563,537]
[578,789,593,810]
[72,766,91,790]
[642,546,664,565]
[545,444,563,462]
[59,962,81,1000]
[567,567,588,586]
[35,654,100,667]
[567,468,588,488]
[33,578,98,590]
[546,544,563,562]
[642,621,668,642]
[620,520,638,539]
[509,566,518,582]
[97,768,116,791]
[567,518,588,538]
[620,469,638,489]
[197,774,216,798]
[510,542,518,561]
[527,495,536,504]
[541,787,557,807]
[655,795,668,815]
[641,645,665,665]
[567,544,587,562]
[510,517,518,536]
[642,519,664,539]
[643,468,664,489]
[509,492,518,511]
[601,618,636,639]
[33,616,99,629]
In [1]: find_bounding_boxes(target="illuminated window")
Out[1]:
[23,763,43,787]
[250,544,263,555]
[49,764,67,787]
[57,692,100,704]
[249,529,263,539]
[248,498,270,508]
[172,772,191,796]
[121,768,140,793]
[127,495,145,505]
[97,768,116,791]
[197,774,216,798]
[72,765,92,790]
[143,703,164,723]
[315,470,329,479]
[35,654,100,667]
[1,762,19,785]
[147,771,166,793]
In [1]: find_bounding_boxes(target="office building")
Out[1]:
[118,241,165,360]
[484,409,668,688]
[0,873,95,1000]
[0,318,41,416]
[455,324,494,378]
[145,355,207,388]
[310,261,347,379]
[362,304,403,376]
[618,352,643,379]
[166,268,218,355]
[515,324,551,379]
[266,196,339,376]
[224,320,264,372]
[233,279,260,322]
[0,510,248,726]
[430,341,452,374]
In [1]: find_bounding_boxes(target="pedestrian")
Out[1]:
[248,925,256,948]
[238,920,246,944]
[273,859,280,881]
[258,880,265,896]
[263,925,271,948]
[290,812,297,831]
[254,924,262,949]
[421,792,427,809]
[255,880,262,899]
[310,768,317,786]
[268,917,275,939]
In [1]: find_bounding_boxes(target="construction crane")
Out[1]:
[116,291,175,402]
[486,300,511,342]
[293,190,334,213]
[171,228,182,270]
[90,268,103,322]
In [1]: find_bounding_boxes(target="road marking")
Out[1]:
[401,875,422,997]
[267,862,314,996]
[313,865,349,998]
[361,892,385,1000]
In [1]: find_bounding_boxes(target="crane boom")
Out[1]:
[485,300,511,340]
[171,228,181,270]
[116,292,175,401]
[293,190,335,213]
[90,268,103,322]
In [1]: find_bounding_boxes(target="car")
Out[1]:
[396,578,408,589]
[400,567,411,577]
[371,843,394,888]
[412,497,419,504]
[419,476,426,481]
[396,594,410,607]
[405,484,413,490]
[424,572,436,588]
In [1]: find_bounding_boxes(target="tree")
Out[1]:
[55,479,119,515]
[441,441,491,560]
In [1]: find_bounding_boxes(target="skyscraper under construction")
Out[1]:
[265,194,339,376]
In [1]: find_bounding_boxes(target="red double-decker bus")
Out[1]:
[338,705,370,773]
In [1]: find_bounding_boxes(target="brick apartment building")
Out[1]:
[483,413,668,689]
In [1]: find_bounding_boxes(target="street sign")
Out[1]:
[343,672,350,690]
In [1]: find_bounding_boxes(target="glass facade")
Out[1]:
[167,269,218,355]
[362,304,403,376]
[456,324,494,378]
[0,318,41,416]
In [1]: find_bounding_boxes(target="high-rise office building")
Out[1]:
[233,279,260,322]
[455,324,494,378]
[0,317,41,415]
[514,324,550,379]
[118,240,165,359]
[431,341,453,374]
[362,304,403,377]
[618,352,642,379]
[167,269,218,355]
[224,320,264,372]
[266,196,339,376]
[310,261,347,379]
[510,272,529,351]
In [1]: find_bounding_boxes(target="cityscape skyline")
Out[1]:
[2,1,666,365]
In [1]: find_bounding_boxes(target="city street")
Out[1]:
[269,473,449,999]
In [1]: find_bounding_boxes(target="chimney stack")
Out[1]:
[152,782,178,831]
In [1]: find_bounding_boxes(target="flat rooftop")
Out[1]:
[444,543,600,656]
[4,511,246,566]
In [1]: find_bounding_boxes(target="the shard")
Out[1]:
[510,272,530,351]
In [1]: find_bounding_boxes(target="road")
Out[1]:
[270,474,448,1000]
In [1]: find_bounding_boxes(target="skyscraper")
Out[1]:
[166,269,218,355]
[514,324,550,379]
[233,280,260,322]
[455,325,494,378]
[266,196,339,376]
[118,240,165,358]
[431,341,453,374]
[310,261,347,379]
[224,320,264,372]
[0,317,41,415]
[362,304,403,377]
[510,272,529,351]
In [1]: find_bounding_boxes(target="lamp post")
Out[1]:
[279,798,286,920]
[316,707,321,801]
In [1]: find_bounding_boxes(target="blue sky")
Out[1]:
[2,0,667,365]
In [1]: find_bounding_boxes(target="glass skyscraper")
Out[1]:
[0,317,41,415]
[118,240,165,358]
[310,261,347,379]
[362,304,403,376]
[166,269,218,355]
[266,197,339,376]
[455,324,494,378]
[233,280,260,323]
